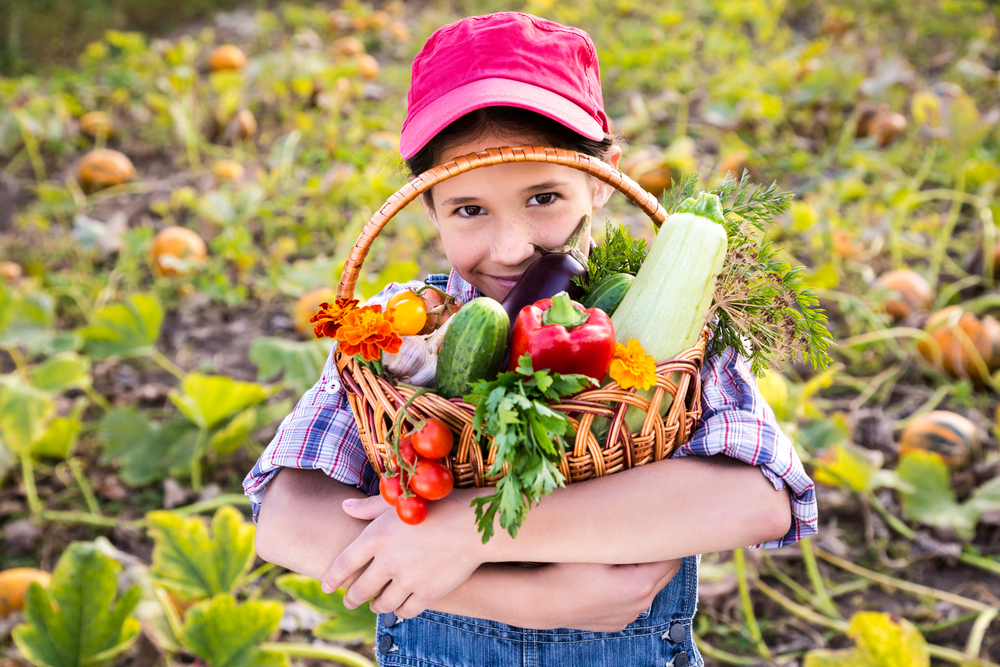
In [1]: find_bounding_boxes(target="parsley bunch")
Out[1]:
[465,355,595,543]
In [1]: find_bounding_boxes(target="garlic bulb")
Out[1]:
[383,319,452,387]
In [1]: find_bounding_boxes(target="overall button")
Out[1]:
[384,611,399,627]
[667,621,686,643]
[378,634,394,654]
[674,650,690,667]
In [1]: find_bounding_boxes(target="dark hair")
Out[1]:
[404,106,620,205]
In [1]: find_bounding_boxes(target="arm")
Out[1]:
[323,454,790,617]
[255,467,679,631]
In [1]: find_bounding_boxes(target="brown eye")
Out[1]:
[458,205,483,217]
[530,193,557,206]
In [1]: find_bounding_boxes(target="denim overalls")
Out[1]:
[373,555,703,667]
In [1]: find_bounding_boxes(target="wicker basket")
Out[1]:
[334,145,708,488]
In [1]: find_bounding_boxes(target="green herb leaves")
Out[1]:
[464,355,595,542]
[575,222,649,295]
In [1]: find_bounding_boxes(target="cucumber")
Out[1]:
[583,273,635,316]
[435,297,509,398]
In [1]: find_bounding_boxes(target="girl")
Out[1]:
[246,12,816,667]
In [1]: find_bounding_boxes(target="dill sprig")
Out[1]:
[665,170,833,375]
[574,222,649,295]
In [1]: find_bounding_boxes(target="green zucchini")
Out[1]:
[610,192,728,431]
[435,297,509,399]
[583,273,635,316]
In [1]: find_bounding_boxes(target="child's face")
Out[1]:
[420,133,622,302]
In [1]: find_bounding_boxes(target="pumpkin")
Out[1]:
[76,149,136,193]
[224,109,257,143]
[293,287,340,337]
[387,21,411,43]
[918,306,1000,383]
[0,261,22,283]
[209,45,247,71]
[717,150,748,178]
[79,111,113,138]
[872,269,932,321]
[149,226,208,278]
[0,568,51,616]
[857,107,907,147]
[356,54,379,79]
[333,36,365,57]
[832,230,863,260]
[212,159,245,181]
[898,410,977,470]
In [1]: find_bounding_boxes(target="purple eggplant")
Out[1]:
[500,214,590,328]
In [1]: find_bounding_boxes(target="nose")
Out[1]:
[489,215,536,268]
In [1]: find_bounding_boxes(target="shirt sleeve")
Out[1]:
[242,280,428,522]
[672,347,818,548]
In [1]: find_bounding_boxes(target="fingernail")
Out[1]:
[343,498,356,507]
[321,582,333,594]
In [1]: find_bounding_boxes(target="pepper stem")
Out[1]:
[542,291,589,328]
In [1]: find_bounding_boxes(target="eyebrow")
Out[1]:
[439,180,571,208]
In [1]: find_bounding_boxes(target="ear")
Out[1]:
[591,146,623,211]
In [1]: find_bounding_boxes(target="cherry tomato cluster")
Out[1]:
[380,418,455,525]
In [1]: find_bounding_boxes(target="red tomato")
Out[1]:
[412,418,454,459]
[380,474,402,507]
[396,495,428,525]
[410,459,454,501]
[388,435,420,469]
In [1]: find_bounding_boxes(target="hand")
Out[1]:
[534,560,682,632]
[321,494,483,619]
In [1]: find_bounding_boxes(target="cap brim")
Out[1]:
[399,77,605,160]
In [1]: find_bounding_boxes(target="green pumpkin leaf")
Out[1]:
[0,381,56,455]
[168,373,267,430]
[275,574,377,644]
[12,542,142,667]
[896,451,978,538]
[146,505,256,601]
[98,408,198,487]
[249,337,331,393]
[0,284,55,347]
[180,595,288,667]
[80,294,163,358]
[32,417,81,460]
[31,352,92,393]
[209,408,258,454]
[813,442,881,494]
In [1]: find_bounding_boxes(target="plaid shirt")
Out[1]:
[244,270,817,548]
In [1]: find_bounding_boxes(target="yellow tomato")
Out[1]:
[388,291,427,336]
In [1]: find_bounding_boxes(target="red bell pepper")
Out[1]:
[508,291,616,381]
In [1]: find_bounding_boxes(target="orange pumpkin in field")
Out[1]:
[918,306,1000,383]
[79,111,114,138]
[212,159,245,181]
[898,410,977,470]
[149,226,208,277]
[0,568,51,616]
[77,149,135,192]
[209,45,247,71]
[293,287,339,337]
[872,269,932,321]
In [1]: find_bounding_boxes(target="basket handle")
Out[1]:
[337,144,668,299]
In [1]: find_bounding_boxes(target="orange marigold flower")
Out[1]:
[335,304,402,361]
[609,339,657,391]
[310,297,360,339]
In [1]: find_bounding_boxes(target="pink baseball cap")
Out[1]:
[399,12,610,160]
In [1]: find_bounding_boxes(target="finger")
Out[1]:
[341,558,392,610]
[369,581,413,615]
[393,592,429,620]
[342,495,392,521]
[321,538,375,594]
